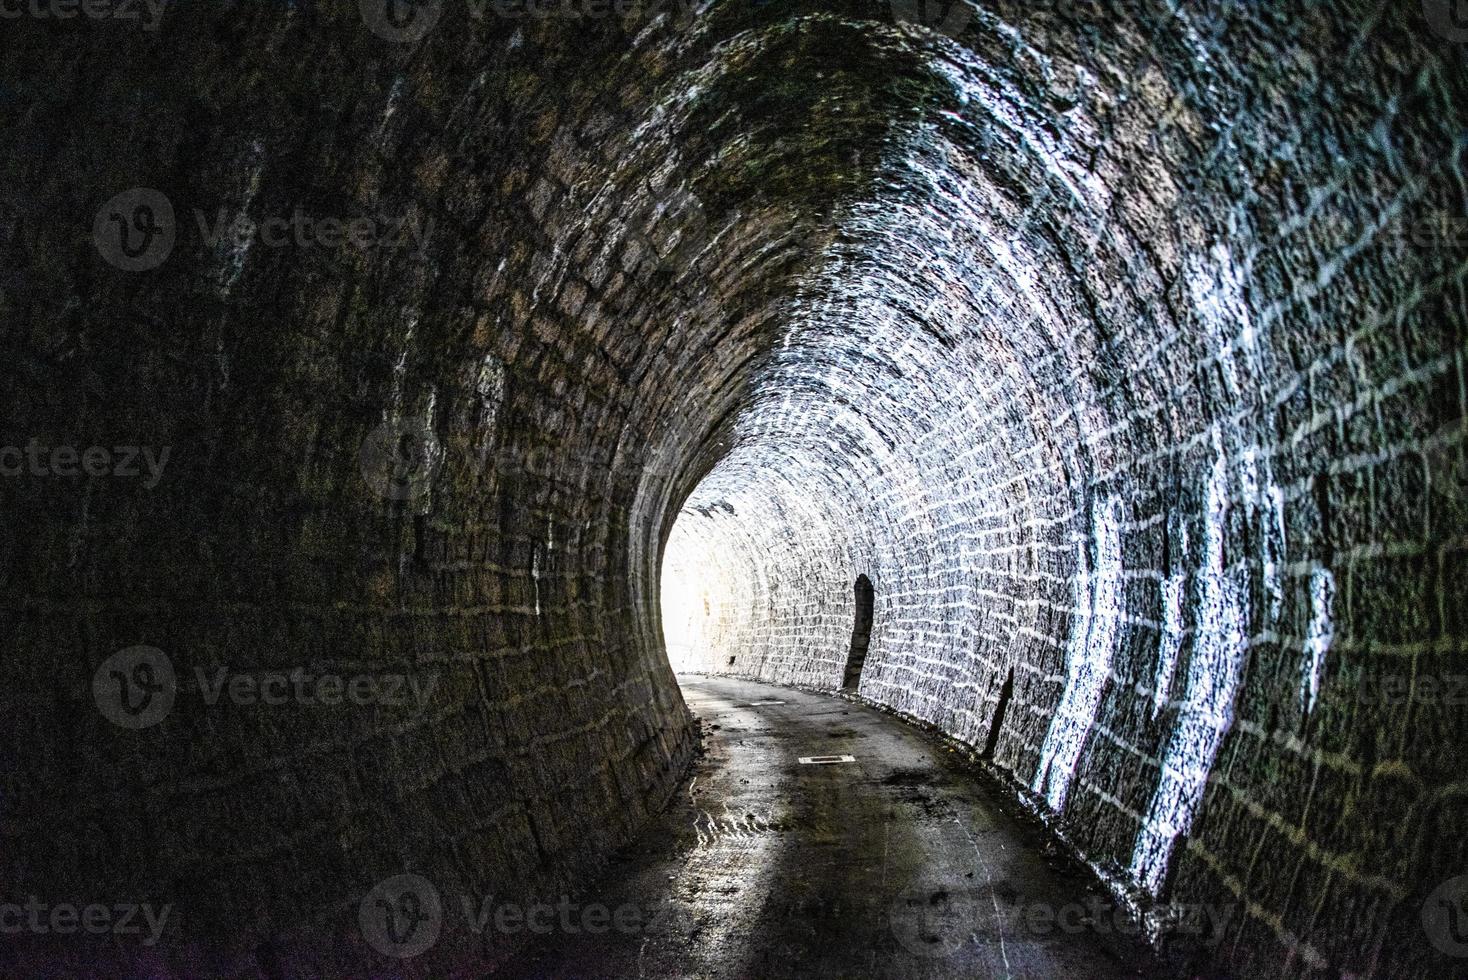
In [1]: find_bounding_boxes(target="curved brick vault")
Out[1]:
[1,0,1465,977]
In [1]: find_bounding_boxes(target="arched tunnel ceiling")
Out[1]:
[0,0,1464,977]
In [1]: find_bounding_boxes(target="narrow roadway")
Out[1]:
[498,676,1160,979]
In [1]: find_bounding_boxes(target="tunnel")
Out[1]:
[1,0,1465,976]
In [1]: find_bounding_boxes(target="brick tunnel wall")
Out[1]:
[0,2,832,974]
[0,1,1464,977]
[661,2,1468,978]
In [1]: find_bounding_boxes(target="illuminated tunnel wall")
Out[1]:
[660,2,1467,977]
[1,0,1464,977]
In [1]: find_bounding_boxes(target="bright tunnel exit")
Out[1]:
[656,445,876,692]
[659,511,724,674]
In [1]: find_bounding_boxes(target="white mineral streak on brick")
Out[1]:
[1152,565,1188,719]
[1240,446,1287,625]
[216,138,266,299]
[476,354,506,430]
[469,353,507,476]
[1190,244,1258,396]
[933,61,1091,210]
[374,76,405,147]
[531,548,541,618]
[1129,242,1285,892]
[1132,455,1250,893]
[1263,479,1287,624]
[1032,496,1122,812]
[1301,567,1336,714]
[389,315,418,416]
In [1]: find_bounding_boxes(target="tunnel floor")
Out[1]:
[498,676,1162,979]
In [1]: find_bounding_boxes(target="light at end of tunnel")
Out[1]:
[660,514,725,673]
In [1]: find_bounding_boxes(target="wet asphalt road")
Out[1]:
[497,676,1158,979]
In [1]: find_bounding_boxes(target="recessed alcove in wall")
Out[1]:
[842,574,874,691]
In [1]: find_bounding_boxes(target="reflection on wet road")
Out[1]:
[498,676,1157,979]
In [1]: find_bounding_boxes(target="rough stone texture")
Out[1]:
[0,0,1464,977]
